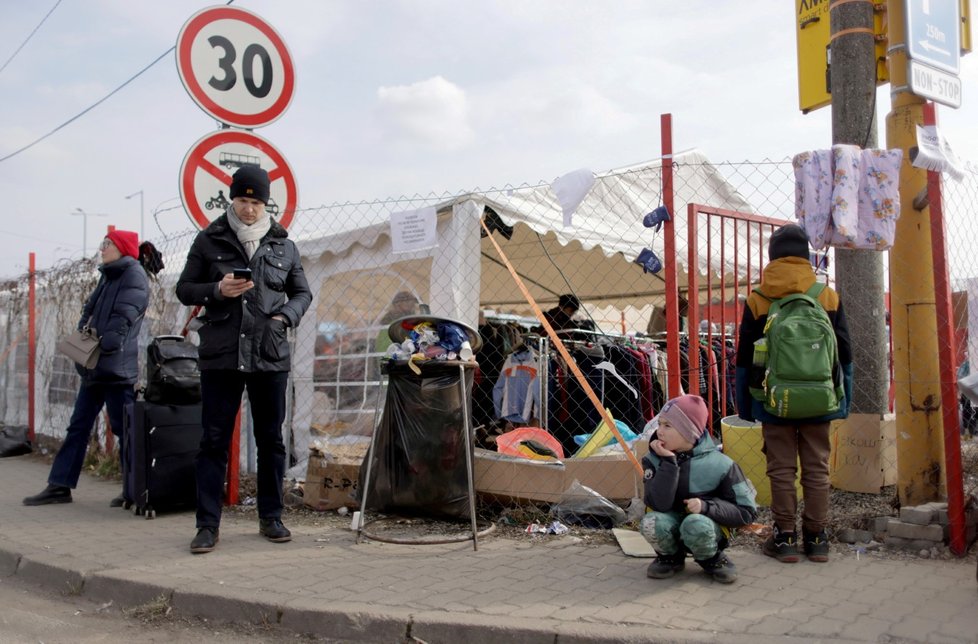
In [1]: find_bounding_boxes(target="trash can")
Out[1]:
[361,359,476,519]
[360,315,482,521]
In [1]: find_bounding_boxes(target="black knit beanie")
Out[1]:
[229,166,270,204]
[768,224,811,260]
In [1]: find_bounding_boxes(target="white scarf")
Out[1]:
[226,204,271,260]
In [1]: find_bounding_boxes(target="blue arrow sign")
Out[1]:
[906,0,961,74]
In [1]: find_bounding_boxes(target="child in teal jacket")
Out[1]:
[640,395,757,584]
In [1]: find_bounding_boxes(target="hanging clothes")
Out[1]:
[793,144,903,251]
[492,346,541,425]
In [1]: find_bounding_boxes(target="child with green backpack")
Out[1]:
[735,224,853,563]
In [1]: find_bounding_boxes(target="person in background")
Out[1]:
[538,293,580,332]
[23,230,148,507]
[640,394,757,584]
[374,290,419,354]
[176,165,312,554]
[735,223,852,563]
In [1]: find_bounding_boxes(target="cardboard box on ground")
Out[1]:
[304,430,372,511]
[473,438,649,505]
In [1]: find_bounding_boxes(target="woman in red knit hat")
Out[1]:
[23,230,149,507]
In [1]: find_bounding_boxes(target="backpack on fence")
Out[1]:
[749,282,843,419]
[145,335,201,404]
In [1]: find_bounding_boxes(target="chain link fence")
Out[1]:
[2,152,975,527]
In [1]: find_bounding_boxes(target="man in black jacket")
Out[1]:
[534,293,580,333]
[176,166,312,554]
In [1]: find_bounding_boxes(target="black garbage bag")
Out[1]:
[0,425,32,457]
[360,360,475,520]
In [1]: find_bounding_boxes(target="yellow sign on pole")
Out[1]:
[795,0,891,114]
[796,0,832,114]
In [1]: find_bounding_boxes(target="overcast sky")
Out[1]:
[1,0,976,278]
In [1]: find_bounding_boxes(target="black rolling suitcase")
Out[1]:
[123,401,203,518]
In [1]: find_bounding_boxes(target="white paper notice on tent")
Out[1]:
[913,125,965,181]
[551,168,595,227]
[390,206,437,253]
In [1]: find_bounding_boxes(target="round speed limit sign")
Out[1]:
[176,6,295,128]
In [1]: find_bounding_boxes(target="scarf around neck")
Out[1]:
[226,204,271,260]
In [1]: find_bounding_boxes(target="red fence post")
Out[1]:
[922,102,967,556]
[28,252,36,444]
[226,408,241,506]
[661,113,681,398]
[687,204,701,397]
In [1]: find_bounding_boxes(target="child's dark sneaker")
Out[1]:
[803,528,830,562]
[696,552,737,584]
[762,526,800,563]
[646,552,685,579]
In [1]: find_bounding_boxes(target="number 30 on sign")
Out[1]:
[176,6,295,128]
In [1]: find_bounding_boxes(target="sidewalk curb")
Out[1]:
[0,542,869,644]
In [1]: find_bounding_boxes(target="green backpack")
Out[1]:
[749,282,844,419]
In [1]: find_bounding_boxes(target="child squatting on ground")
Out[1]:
[639,394,758,584]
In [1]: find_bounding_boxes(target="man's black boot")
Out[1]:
[190,527,219,554]
[23,484,72,506]
[259,518,292,543]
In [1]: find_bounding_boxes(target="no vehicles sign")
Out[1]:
[179,130,298,231]
[176,6,295,128]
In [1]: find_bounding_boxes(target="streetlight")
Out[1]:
[125,189,144,240]
[70,207,108,257]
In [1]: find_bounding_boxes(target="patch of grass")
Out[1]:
[124,594,173,622]
[62,579,84,596]
[82,445,120,480]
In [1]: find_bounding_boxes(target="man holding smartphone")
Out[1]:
[176,165,312,554]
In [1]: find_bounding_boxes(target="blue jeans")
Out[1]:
[640,510,725,560]
[48,381,134,489]
[195,370,288,529]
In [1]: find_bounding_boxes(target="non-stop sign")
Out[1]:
[179,130,298,231]
[176,5,295,128]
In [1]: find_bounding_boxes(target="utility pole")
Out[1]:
[70,208,109,257]
[126,190,144,241]
[886,0,945,505]
[830,0,889,419]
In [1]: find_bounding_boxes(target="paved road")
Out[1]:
[2,455,976,643]
[0,572,304,643]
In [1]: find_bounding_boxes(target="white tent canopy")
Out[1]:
[299,149,760,316]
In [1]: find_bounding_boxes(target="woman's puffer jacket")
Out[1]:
[78,256,149,384]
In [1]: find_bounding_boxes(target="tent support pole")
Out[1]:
[460,363,479,551]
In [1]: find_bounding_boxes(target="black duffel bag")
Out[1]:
[145,335,201,404]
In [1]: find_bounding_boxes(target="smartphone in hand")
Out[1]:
[232,268,253,281]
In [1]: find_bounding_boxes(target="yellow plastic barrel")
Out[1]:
[720,415,800,507]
